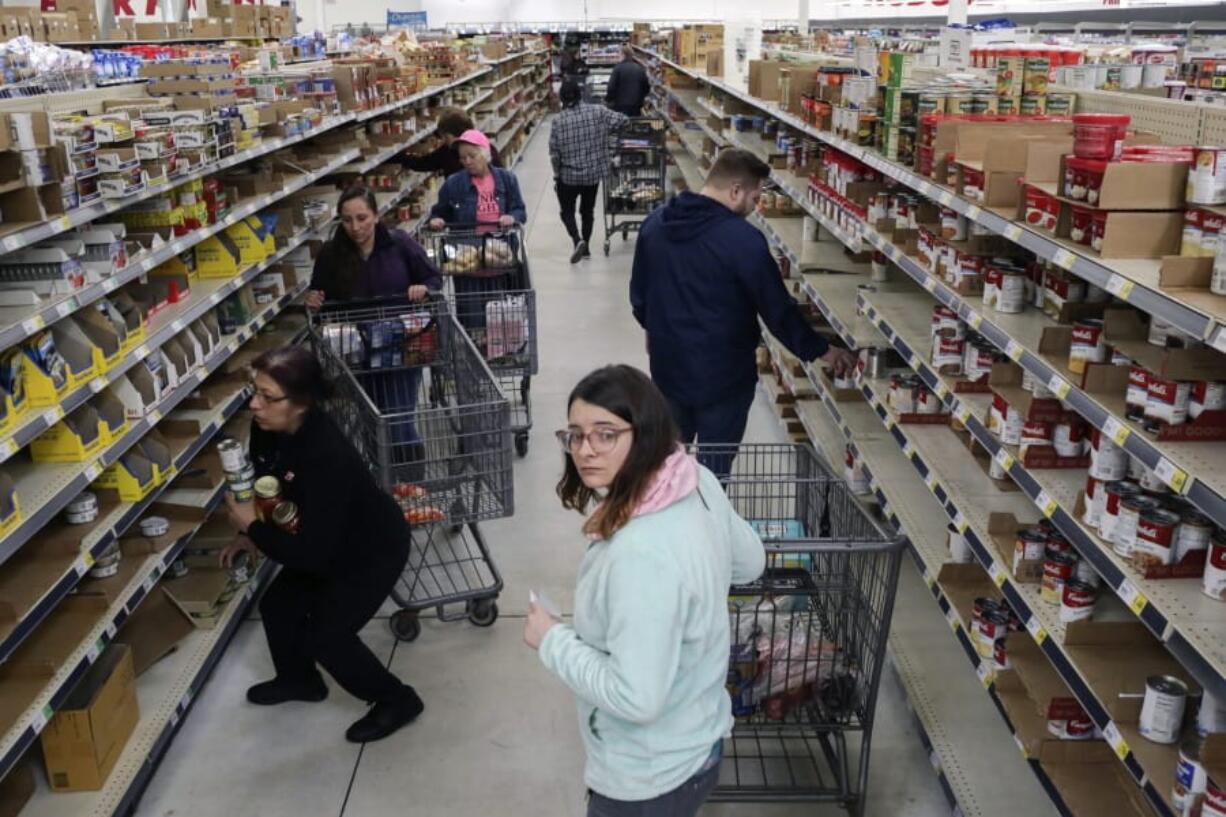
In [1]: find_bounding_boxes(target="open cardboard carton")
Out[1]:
[994,663,1074,757]
[987,511,1044,583]
[1055,154,1187,211]
[1063,619,1200,718]
[115,584,194,677]
[960,134,1072,211]
[1006,633,1092,733]
[161,553,249,630]
[989,363,1090,469]
[40,644,139,792]
[118,501,210,556]
[931,119,1073,187]
[1053,204,1183,260]
[814,365,861,403]
[1071,487,1207,580]
[936,562,1001,623]
[1102,308,1226,441]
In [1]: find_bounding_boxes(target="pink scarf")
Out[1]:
[634,445,700,517]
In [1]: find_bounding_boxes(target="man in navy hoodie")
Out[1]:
[630,148,856,470]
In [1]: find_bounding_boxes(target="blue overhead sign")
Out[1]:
[387,10,428,28]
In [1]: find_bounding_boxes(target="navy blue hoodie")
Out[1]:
[630,191,829,406]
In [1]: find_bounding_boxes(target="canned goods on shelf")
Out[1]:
[1139,675,1188,744]
[1041,552,1078,605]
[140,515,170,538]
[90,542,121,579]
[1204,533,1226,601]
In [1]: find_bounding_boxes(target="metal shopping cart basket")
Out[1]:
[419,224,537,458]
[693,443,904,817]
[310,295,513,642]
[601,116,667,256]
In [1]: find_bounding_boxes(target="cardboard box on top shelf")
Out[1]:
[40,644,139,792]
[748,61,783,101]
[1055,154,1187,211]
[134,22,170,40]
[161,557,246,629]
[988,362,1091,469]
[706,50,724,78]
[1052,205,1183,260]
[190,17,225,38]
[961,134,1072,212]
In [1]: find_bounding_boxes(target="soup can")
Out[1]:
[1191,381,1226,419]
[1114,495,1162,555]
[1175,510,1214,562]
[1126,365,1151,421]
[1068,319,1107,374]
[217,438,248,474]
[1099,480,1141,542]
[1074,556,1101,587]
[1060,580,1097,623]
[1173,734,1208,815]
[1054,416,1087,457]
[997,271,1027,314]
[1146,375,1192,426]
[1041,551,1078,605]
[1083,475,1102,528]
[1133,508,1182,566]
[948,524,973,563]
[1089,429,1130,480]
[1188,147,1226,205]
[1139,675,1188,744]
[1015,527,1047,568]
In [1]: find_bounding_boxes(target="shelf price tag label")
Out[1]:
[1025,615,1048,644]
[1102,416,1131,447]
[1154,458,1189,493]
[975,661,993,688]
[1047,374,1071,400]
[994,448,1016,472]
[89,377,106,394]
[86,637,103,663]
[1117,579,1148,615]
[1103,722,1130,760]
[21,315,45,335]
[966,205,982,221]
[1105,274,1135,301]
[953,510,969,534]
[967,311,984,330]
[1014,734,1029,758]
[955,403,972,424]
[924,470,939,491]
[922,567,936,589]
[934,381,950,401]
[902,440,916,460]
[1034,490,1058,518]
[938,190,954,207]
[84,462,102,481]
[928,750,942,774]
[0,439,17,461]
[989,562,1008,587]
[1005,340,1024,362]
[1004,224,1024,242]
[42,406,63,427]
[944,605,961,632]
[1052,249,1076,270]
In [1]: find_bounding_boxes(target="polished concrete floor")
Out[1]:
[135,122,950,817]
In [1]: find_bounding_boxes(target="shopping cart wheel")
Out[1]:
[467,598,499,627]
[515,431,529,458]
[389,610,421,642]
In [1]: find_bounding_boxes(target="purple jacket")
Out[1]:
[310,223,442,301]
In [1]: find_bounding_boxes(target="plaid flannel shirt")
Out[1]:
[549,103,629,186]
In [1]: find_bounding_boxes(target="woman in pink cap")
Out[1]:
[428,129,526,229]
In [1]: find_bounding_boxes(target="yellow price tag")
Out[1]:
[1006,340,1024,362]
[923,276,938,293]
[1118,579,1148,615]
[923,569,936,589]
[1053,249,1076,270]
[955,404,972,424]
[82,552,95,568]
[938,191,954,206]
[976,662,993,688]
[966,205,982,221]
[56,215,72,231]
[924,471,938,490]
[1154,457,1188,492]
[1005,224,1023,242]
[968,311,983,330]
[1106,274,1135,301]
[935,382,950,401]
[1035,490,1058,518]
[955,513,969,534]
[1104,723,1130,761]
[990,563,1008,587]
[994,449,1015,471]
[1047,375,1071,400]
[1103,416,1131,447]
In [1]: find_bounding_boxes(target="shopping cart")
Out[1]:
[419,223,537,457]
[309,295,513,642]
[695,443,904,817]
[601,116,667,256]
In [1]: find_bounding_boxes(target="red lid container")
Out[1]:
[1072,113,1131,160]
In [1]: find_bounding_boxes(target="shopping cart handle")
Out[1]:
[421,222,522,237]
[311,291,446,315]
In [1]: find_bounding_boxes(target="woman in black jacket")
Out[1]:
[222,345,423,743]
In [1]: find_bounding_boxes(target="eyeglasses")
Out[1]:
[249,386,290,404]
[555,427,633,455]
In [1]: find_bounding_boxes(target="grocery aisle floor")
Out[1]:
[136,124,949,817]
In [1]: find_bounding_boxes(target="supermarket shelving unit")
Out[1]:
[650,44,1226,817]
[0,45,552,817]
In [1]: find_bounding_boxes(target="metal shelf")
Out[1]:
[354,68,493,123]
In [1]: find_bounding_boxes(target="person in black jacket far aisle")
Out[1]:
[395,107,503,178]
[221,346,423,744]
[605,45,650,117]
[630,148,858,477]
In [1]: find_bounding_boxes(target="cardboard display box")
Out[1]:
[953,423,1021,491]
[40,644,139,792]
[1056,155,1187,211]
[115,584,195,676]
[961,134,1072,211]
[986,511,1044,583]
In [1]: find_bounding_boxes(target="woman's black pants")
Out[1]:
[259,560,406,704]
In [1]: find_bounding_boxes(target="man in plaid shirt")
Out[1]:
[550,79,629,263]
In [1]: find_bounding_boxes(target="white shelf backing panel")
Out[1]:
[1065,87,1203,146]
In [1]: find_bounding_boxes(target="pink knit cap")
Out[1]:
[455,129,491,150]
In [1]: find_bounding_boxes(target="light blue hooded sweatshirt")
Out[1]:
[538,464,766,801]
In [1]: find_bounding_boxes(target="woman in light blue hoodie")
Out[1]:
[523,365,766,816]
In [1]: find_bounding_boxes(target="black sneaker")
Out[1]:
[247,676,329,706]
[582,243,592,257]
[570,240,587,264]
[345,686,425,743]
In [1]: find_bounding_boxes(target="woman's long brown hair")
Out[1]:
[556,365,679,540]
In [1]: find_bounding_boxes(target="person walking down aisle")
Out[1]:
[394,107,503,177]
[605,45,650,117]
[630,148,858,477]
[523,365,766,817]
[220,346,424,744]
[550,78,628,264]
